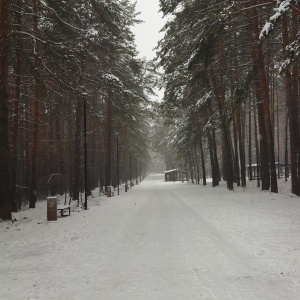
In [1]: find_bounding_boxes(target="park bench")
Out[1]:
[57,205,71,217]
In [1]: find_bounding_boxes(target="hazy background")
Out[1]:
[130,0,165,60]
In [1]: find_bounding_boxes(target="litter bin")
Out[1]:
[107,186,114,197]
[47,196,57,221]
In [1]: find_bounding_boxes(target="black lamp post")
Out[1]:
[173,161,175,182]
[140,159,142,182]
[181,159,183,182]
[116,133,119,195]
[129,148,132,189]
[135,155,138,185]
[84,96,88,210]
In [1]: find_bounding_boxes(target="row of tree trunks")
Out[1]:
[1,0,152,216]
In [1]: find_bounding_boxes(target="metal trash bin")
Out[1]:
[107,186,114,197]
[47,196,57,221]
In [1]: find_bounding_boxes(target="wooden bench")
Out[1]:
[57,205,71,217]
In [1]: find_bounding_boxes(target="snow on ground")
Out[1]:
[0,175,300,299]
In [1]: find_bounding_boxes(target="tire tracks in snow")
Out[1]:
[168,188,299,300]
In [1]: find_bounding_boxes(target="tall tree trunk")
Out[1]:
[29,0,42,208]
[209,68,234,190]
[189,154,194,184]
[254,76,269,190]
[0,0,12,220]
[232,32,240,186]
[232,113,240,186]
[281,15,300,195]
[254,16,278,193]
[250,14,270,191]
[237,110,246,187]
[275,74,280,179]
[291,10,300,190]
[211,128,221,181]
[10,0,22,212]
[254,97,260,188]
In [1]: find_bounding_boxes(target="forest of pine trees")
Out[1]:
[1,0,300,221]
[152,0,300,195]
[0,0,155,220]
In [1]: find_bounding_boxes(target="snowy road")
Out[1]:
[1,175,300,299]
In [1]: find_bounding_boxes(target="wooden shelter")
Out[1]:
[164,169,186,182]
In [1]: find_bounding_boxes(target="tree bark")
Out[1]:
[29,0,43,208]
[237,110,246,187]
[204,106,219,187]
[255,17,278,193]
[209,68,234,190]
[250,13,270,191]
[0,0,12,220]
[291,10,300,189]
[10,0,22,212]
[281,15,300,195]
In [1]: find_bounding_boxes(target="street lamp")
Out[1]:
[173,161,175,182]
[83,96,88,210]
[140,159,142,182]
[135,154,138,185]
[116,133,119,195]
[129,148,132,189]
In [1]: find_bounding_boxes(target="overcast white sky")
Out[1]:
[130,0,165,60]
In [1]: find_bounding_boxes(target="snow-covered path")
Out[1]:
[1,175,300,299]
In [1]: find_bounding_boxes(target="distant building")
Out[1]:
[164,169,186,182]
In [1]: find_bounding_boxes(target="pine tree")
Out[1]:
[0,0,12,220]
